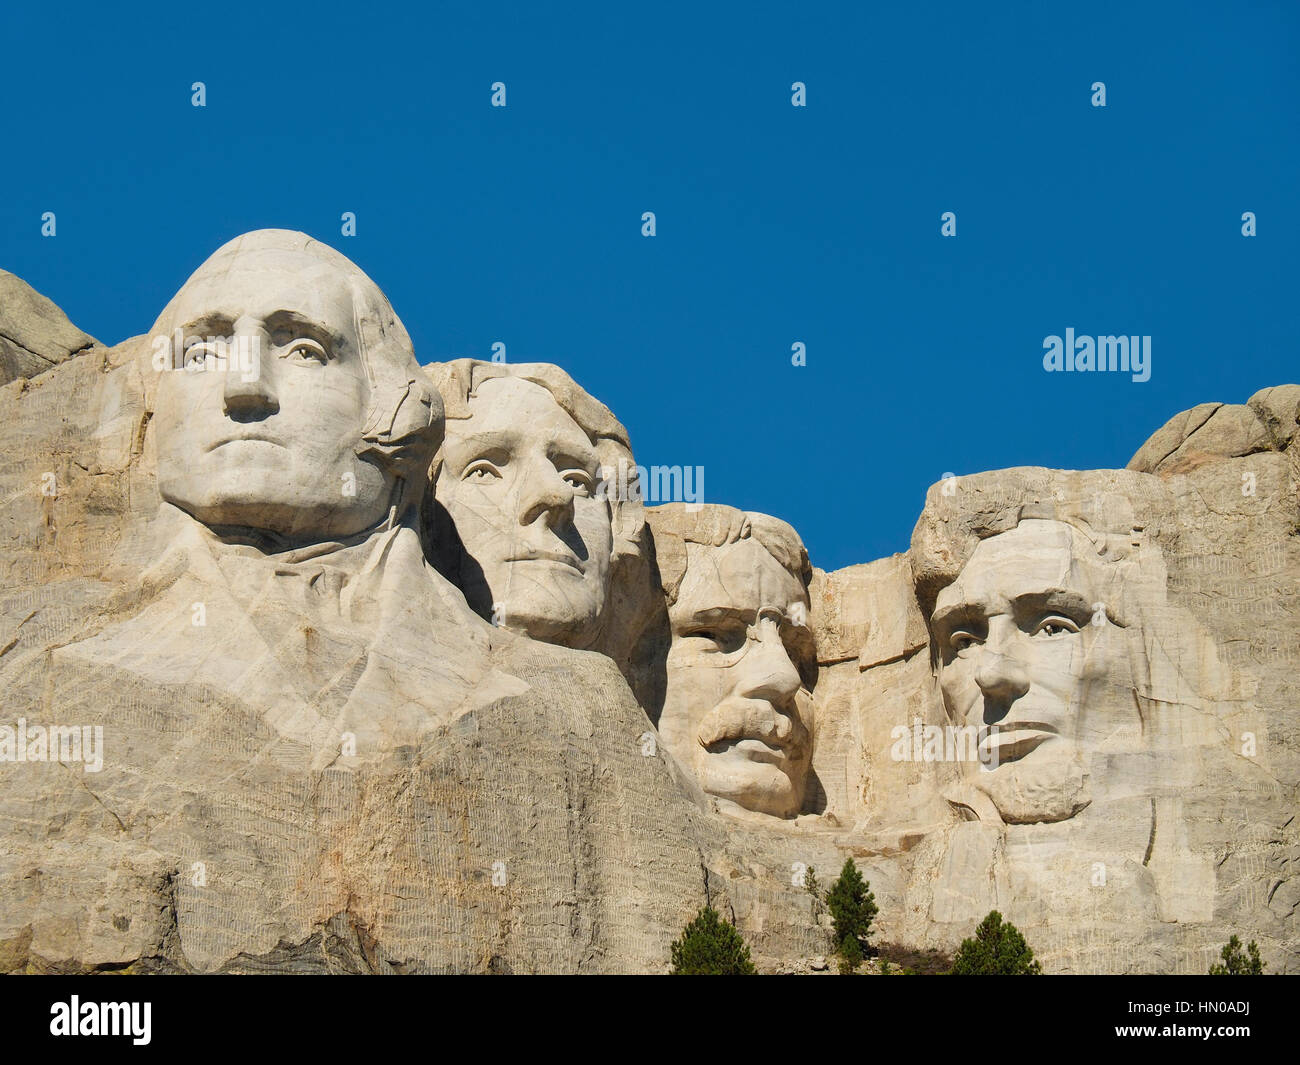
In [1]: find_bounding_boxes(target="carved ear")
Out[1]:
[358,378,444,476]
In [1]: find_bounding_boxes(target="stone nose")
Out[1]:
[734,620,800,705]
[973,650,1030,722]
[516,459,575,530]
[223,327,277,418]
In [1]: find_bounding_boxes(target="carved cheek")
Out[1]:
[572,496,610,543]
[1026,637,1085,697]
[941,662,981,720]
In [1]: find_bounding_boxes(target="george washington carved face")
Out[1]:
[152,233,436,545]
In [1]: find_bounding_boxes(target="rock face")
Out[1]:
[1,231,1295,974]
[645,504,815,821]
[0,269,99,385]
[900,465,1297,972]
[1127,385,1300,476]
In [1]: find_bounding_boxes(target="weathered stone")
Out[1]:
[0,269,100,384]
[1128,388,1297,475]
[1,235,1294,974]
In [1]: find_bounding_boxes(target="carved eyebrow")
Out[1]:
[263,310,348,350]
[551,449,599,476]
[453,429,522,452]
[1010,589,1094,624]
[547,436,598,471]
[685,607,753,626]
[930,601,987,635]
[687,605,808,629]
[177,313,235,335]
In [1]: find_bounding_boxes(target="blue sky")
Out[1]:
[2,1,1295,570]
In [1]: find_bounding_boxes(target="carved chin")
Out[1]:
[495,596,602,647]
[486,568,605,645]
[700,756,803,819]
[975,751,1091,825]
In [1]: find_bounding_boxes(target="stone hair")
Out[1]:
[649,502,812,608]
[908,470,1156,629]
[426,358,644,564]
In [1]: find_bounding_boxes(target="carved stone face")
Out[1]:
[154,249,393,543]
[931,519,1136,823]
[435,376,612,644]
[659,537,812,818]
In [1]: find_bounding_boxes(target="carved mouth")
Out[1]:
[506,550,582,571]
[978,723,1058,765]
[206,433,284,452]
[707,737,789,767]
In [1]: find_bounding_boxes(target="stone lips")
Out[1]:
[0,232,1295,973]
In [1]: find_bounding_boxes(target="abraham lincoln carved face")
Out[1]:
[930,519,1143,824]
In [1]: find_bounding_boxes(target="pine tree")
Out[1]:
[826,857,878,960]
[837,933,863,974]
[948,911,1042,975]
[1209,935,1265,975]
[804,865,823,922]
[670,906,757,975]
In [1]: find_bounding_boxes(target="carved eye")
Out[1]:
[1032,617,1079,638]
[183,340,220,368]
[684,625,747,655]
[562,470,594,496]
[464,460,502,483]
[285,338,330,365]
[949,632,980,654]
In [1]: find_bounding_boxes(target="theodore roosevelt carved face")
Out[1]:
[650,505,815,819]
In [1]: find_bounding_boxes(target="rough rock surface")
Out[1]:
[1127,385,1300,476]
[1,251,1294,974]
[0,269,99,385]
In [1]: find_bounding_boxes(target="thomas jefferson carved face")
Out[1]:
[931,519,1138,824]
[434,377,613,644]
[659,536,813,819]
[154,246,394,543]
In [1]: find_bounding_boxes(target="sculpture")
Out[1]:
[425,359,653,660]
[59,231,513,752]
[647,504,815,819]
[152,229,440,543]
[0,237,1294,973]
[918,506,1155,824]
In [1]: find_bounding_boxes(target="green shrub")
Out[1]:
[948,911,1042,975]
[670,906,757,975]
[837,933,863,974]
[1209,935,1265,975]
[874,943,953,975]
[804,865,823,922]
[826,858,878,956]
